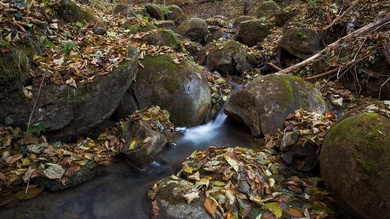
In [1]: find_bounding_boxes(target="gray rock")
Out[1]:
[256,0,283,19]
[153,20,176,30]
[233,15,255,28]
[143,29,183,51]
[113,4,137,17]
[146,177,213,219]
[0,47,138,140]
[166,5,185,25]
[279,27,322,59]
[320,112,390,218]
[197,39,257,76]
[130,53,211,127]
[175,18,209,43]
[224,74,326,136]
[145,4,165,20]
[56,0,106,35]
[237,19,270,47]
[121,120,168,169]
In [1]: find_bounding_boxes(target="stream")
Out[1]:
[0,111,260,219]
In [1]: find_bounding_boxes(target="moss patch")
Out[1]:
[326,112,390,175]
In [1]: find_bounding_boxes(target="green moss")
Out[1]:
[327,112,390,175]
[0,46,31,85]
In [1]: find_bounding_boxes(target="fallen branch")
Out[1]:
[277,13,390,75]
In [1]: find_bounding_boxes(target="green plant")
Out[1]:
[27,121,46,135]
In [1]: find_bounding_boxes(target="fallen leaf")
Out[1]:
[204,198,217,218]
[43,164,65,179]
[5,154,23,164]
[15,187,44,200]
[261,202,282,218]
[284,207,304,217]
[183,191,199,204]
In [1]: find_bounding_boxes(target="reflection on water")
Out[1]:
[0,114,260,219]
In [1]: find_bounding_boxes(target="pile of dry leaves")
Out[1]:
[149,146,338,219]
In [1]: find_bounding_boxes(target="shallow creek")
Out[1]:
[0,112,260,219]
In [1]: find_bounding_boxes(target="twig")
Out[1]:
[27,76,45,127]
[268,62,282,71]
[323,0,361,31]
[305,68,339,80]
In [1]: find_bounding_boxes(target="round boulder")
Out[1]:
[320,112,390,218]
[175,18,209,43]
[197,39,257,76]
[279,27,322,59]
[130,53,211,127]
[236,19,270,47]
[224,74,326,136]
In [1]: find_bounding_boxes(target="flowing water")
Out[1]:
[0,111,260,219]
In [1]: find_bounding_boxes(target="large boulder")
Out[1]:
[175,18,209,43]
[121,120,168,169]
[256,0,283,19]
[0,47,138,140]
[145,4,165,20]
[197,39,257,76]
[236,19,270,47]
[320,109,390,218]
[279,27,322,59]
[127,53,211,127]
[143,29,183,51]
[224,74,326,136]
[56,0,106,35]
[166,4,185,25]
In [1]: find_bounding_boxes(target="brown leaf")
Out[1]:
[204,198,217,218]
[285,207,304,217]
[5,154,23,164]
[15,187,44,200]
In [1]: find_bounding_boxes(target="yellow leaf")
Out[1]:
[204,198,217,218]
[15,187,44,200]
[224,154,239,172]
[129,137,138,150]
[262,202,282,218]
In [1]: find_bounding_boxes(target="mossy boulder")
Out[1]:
[197,39,257,76]
[121,120,168,169]
[0,47,138,140]
[113,4,137,17]
[320,112,390,218]
[224,74,326,136]
[175,18,209,43]
[279,27,322,59]
[122,18,158,34]
[153,20,176,30]
[146,177,212,219]
[143,29,183,51]
[236,19,270,47]
[233,15,256,28]
[55,0,106,35]
[129,53,211,127]
[145,4,165,20]
[166,5,186,26]
[256,0,283,19]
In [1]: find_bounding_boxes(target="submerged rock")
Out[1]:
[224,74,326,136]
[320,111,390,218]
